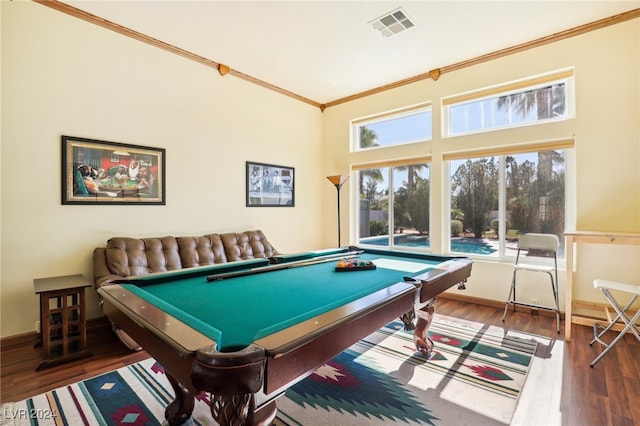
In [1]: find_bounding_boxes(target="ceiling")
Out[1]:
[61,1,640,105]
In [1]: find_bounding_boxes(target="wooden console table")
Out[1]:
[564,231,640,341]
[34,274,93,370]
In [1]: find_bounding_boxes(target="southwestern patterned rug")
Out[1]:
[1,317,537,426]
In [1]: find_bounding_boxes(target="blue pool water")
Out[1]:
[360,235,497,255]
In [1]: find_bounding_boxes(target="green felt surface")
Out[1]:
[123,251,448,352]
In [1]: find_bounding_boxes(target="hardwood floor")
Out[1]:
[1,321,149,404]
[1,298,638,425]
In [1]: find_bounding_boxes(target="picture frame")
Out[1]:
[61,135,166,205]
[246,161,295,207]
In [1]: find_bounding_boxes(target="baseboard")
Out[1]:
[438,292,564,319]
[439,293,635,333]
[438,292,505,309]
[0,316,111,349]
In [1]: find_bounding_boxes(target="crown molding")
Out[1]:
[34,1,639,112]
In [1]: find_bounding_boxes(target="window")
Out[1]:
[448,147,568,257]
[356,162,430,249]
[443,69,574,137]
[352,104,432,151]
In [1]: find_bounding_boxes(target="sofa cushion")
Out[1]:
[221,230,278,261]
[105,236,183,277]
[177,234,228,267]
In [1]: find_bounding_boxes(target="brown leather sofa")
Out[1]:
[93,230,279,348]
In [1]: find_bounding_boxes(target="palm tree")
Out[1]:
[359,127,378,148]
[498,85,566,234]
[496,84,565,120]
[497,84,565,183]
[358,127,383,196]
[498,86,565,182]
[394,164,427,194]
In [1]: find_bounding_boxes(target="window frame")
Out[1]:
[442,68,575,138]
[354,160,432,252]
[444,140,574,261]
[348,69,576,263]
[351,102,432,152]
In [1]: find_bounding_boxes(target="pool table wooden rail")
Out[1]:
[410,258,472,303]
[99,278,418,426]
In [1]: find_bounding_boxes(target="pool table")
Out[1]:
[99,246,472,426]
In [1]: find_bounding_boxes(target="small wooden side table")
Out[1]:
[34,274,93,370]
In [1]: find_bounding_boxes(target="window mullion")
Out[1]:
[388,168,395,247]
[498,156,507,256]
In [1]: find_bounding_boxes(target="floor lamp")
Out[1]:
[326,175,349,247]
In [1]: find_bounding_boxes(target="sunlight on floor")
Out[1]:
[432,318,565,425]
[510,332,564,425]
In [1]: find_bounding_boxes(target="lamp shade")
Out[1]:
[326,175,349,188]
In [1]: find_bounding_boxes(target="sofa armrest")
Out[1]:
[93,247,124,289]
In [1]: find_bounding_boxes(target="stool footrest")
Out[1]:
[506,300,560,312]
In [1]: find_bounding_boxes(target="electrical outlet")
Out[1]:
[35,320,40,333]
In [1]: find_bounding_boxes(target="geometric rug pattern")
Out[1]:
[276,319,536,426]
[1,317,536,426]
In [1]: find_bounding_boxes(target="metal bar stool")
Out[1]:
[502,233,561,333]
[589,279,640,367]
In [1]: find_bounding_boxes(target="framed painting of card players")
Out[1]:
[61,135,166,205]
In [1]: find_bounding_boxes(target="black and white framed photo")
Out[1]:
[246,161,294,207]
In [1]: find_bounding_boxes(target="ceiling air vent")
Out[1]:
[370,7,414,38]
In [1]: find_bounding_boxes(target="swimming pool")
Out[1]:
[360,235,497,255]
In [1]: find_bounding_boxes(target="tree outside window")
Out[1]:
[358,163,430,249]
[449,150,565,256]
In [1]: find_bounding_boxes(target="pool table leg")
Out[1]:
[414,299,437,355]
[210,393,252,426]
[209,394,277,426]
[165,372,195,426]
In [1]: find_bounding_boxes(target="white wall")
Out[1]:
[322,19,640,309]
[1,2,324,337]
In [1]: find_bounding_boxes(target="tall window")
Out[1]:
[443,69,574,137]
[357,163,430,249]
[448,149,567,257]
[352,104,432,151]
